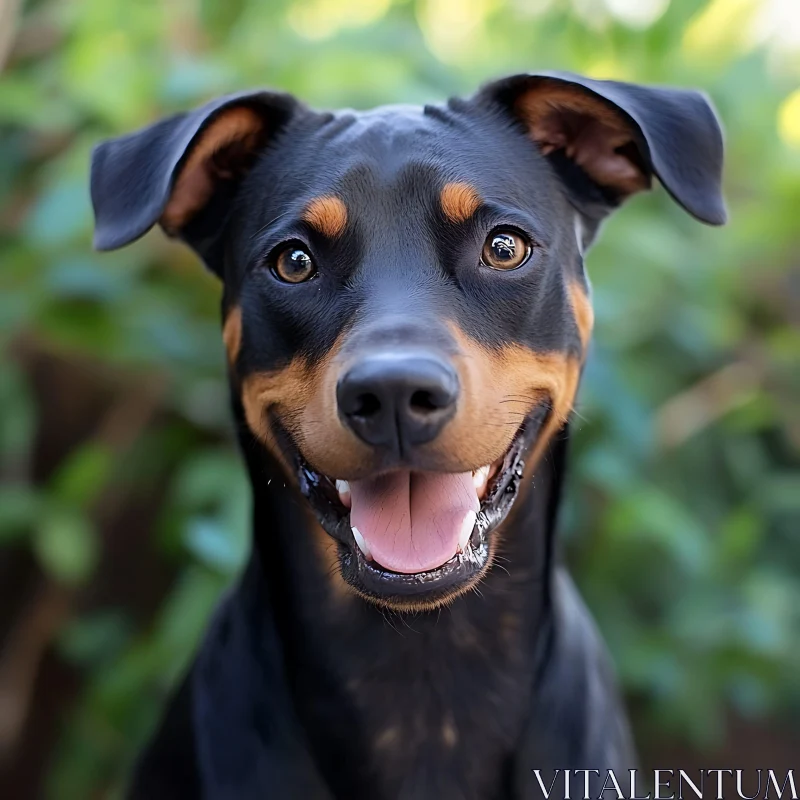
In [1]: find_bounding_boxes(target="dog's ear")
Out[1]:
[90,90,299,272]
[475,72,726,228]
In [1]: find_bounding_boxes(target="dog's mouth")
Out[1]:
[294,405,549,608]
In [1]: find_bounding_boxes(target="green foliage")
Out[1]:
[1,0,799,795]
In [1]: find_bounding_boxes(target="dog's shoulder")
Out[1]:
[126,671,200,800]
[128,579,334,800]
[511,568,638,793]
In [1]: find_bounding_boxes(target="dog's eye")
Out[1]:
[271,245,317,284]
[480,229,531,271]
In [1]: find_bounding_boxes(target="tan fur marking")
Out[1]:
[241,356,320,477]
[375,727,399,750]
[499,611,524,659]
[222,306,242,364]
[240,331,373,480]
[440,181,482,224]
[528,355,582,472]
[442,716,458,748]
[568,280,594,352]
[451,615,483,652]
[161,107,265,232]
[242,357,313,437]
[443,325,582,474]
[302,196,348,238]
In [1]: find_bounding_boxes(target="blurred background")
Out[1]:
[0,0,799,797]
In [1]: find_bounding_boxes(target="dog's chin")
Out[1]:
[286,404,550,612]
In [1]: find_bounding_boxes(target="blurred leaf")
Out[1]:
[45,256,134,302]
[184,516,242,574]
[34,509,99,585]
[0,485,42,542]
[608,485,711,574]
[0,361,36,465]
[58,610,132,668]
[717,506,762,569]
[24,176,91,247]
[50,443,114,510]
[173,450,239,507]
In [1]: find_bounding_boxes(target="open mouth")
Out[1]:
[294,404,549,607]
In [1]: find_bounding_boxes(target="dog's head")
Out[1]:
[91,73,725,610]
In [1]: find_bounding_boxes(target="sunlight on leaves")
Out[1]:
[683,0,762,59]
[288,0,393,40]
[778,88,800,148]
[603,0,670,29]
[417,0,500,61]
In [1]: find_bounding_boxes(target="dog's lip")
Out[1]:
[294,403,549,601]
[344,534,492,599]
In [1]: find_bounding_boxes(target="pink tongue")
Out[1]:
[349,471,479,574]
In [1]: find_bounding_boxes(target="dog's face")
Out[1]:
[92,73,725,610]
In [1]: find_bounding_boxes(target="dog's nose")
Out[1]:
[337,353,459,450]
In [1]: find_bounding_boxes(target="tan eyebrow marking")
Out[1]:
[440,181,482,223]
[302,196,348,238]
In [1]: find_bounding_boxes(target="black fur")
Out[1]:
[90,72,726,799]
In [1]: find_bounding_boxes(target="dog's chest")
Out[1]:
[294,600,537,800]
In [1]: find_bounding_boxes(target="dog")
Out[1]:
[90,71,725,799]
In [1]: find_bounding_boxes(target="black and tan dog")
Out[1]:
[90,71,725,799]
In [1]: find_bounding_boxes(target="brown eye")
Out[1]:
[481,229,531,270]
[272,245,316,283]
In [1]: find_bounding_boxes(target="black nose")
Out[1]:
[337,353,459,451]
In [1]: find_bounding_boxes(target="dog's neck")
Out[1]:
[232,405,568,797]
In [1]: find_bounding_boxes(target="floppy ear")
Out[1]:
[475,71,726,228]
[90,90,299,272]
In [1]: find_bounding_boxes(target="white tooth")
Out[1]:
[457,510,477,553]
[352,526,371,560]
[336,479,351,508]
[472,465,490,490]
